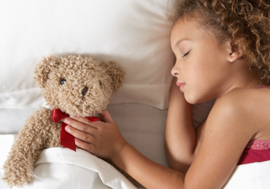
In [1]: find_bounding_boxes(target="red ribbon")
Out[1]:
[52,109,100,151]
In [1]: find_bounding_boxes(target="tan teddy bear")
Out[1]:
[2,55,125,188]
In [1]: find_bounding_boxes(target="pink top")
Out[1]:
[238,140,270,165]
[238,85,270,165]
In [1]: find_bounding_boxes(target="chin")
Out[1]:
[184,93,206,104]
[184,93,197,104]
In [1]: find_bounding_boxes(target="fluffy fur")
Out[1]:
[2,55,125,187]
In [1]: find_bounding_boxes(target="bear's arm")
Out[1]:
[2,107,60,187]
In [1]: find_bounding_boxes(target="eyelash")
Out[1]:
[183,51,190,57]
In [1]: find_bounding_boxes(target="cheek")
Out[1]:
[182,61,199,81]
[186,54,211,79]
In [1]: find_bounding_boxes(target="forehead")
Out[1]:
[171,18,218,47]
[171,19,202,41]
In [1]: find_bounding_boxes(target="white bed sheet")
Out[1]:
[2,135,270,189]
[223,160,270,189]
[0,135,137,189]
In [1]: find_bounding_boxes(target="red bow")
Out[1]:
[52,109,100,151]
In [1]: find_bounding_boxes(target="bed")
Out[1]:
[0,0,214,188]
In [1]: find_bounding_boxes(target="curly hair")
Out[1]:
[173,0,270,85]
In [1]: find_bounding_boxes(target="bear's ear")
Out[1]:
[102,61,125,93]
[34,56,60,88]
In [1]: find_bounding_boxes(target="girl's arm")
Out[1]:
[165,78,196,172]
[64,110,185,188]
[63,90,259,189]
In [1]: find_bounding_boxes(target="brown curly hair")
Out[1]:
[173,0,270,85]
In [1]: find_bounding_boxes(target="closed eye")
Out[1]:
[183,51,190,57]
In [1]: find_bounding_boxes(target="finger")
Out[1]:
[101,110,115,124]
[68,116,102,129]
[75,138,97,154]
[69,115,96,126]
[63,117,97,133]
[66,125,96,144]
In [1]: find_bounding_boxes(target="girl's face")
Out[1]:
[171,18,232,104]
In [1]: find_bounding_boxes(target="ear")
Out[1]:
[226,41,243,62]
[102,61,125,93]
[34,56,60,88]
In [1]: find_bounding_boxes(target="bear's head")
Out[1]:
[34,55,125,117]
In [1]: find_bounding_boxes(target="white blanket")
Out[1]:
[0,135,137,189]
[223,160,270,189]
[2,134,270,189]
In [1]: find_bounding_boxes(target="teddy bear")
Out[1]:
[2,55,126,188]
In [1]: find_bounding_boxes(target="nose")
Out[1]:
[171,65,180,77]
[81,86,88,96]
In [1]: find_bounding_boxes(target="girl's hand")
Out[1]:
[63,110,127,160]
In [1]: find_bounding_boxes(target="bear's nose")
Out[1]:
[81,87,88,96]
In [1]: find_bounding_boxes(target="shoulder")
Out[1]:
[26,107,53,124]
[209,89,245,119]
[208,87,269,134]
[17,108,54,136]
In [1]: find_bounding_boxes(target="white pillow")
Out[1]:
[0,0,176,110]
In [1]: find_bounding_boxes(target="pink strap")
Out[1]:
[246,139,270,150]
[256,85,270,88]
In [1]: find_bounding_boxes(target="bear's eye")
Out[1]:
[99,81,102,87]
[60,78,66,85]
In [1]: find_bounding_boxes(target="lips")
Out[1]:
[176,81,185,91]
